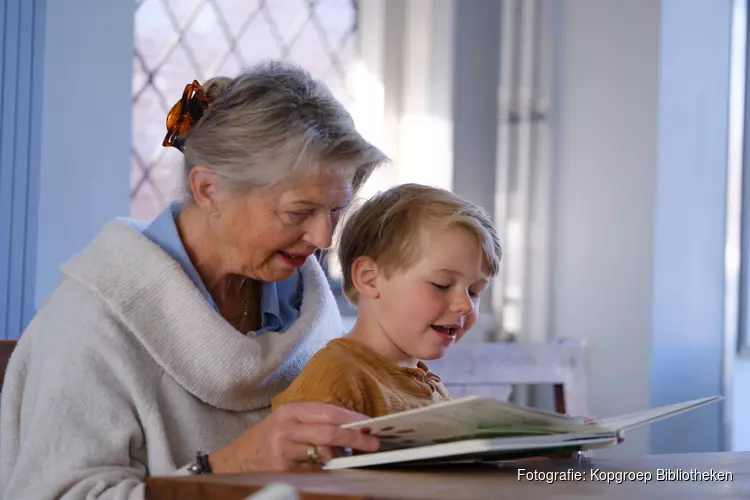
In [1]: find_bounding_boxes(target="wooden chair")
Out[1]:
[428,338,589,416]
[0,340,17,390]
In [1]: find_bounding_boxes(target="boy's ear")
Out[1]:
[351,256,380,300]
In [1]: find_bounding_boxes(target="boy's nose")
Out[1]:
[452,292,474,314]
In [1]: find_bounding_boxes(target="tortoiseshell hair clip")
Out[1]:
[162,80,212,152]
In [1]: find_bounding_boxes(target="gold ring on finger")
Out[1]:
[306,444,321,465]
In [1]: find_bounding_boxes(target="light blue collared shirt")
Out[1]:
[138,202,302,335]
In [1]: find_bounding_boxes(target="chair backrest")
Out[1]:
[0,340,18,390]
[428,338,589,416]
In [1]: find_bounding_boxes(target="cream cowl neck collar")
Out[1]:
[60,219,344,411]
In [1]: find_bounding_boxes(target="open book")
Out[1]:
[323,395,722,470]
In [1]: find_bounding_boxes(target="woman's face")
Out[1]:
[215,167,354,282]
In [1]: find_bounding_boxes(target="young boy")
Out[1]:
[271,183,501,418]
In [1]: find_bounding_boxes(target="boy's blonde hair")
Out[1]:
[337,183,502,304]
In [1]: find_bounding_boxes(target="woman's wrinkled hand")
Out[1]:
[208,402,380,473]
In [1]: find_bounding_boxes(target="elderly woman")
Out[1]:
[0,61,387,499]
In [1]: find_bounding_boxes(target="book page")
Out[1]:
[597,396,722,432]
[341,396,598,448]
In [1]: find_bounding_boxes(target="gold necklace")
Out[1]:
[239,280,256,336]
[239,278,251,317]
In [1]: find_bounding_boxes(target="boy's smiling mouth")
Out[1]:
[431,324,460,336]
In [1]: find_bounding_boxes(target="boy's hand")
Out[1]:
[567,414,625,443]
[564,413,600,425]
[579,416,600,425]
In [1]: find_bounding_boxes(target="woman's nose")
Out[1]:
[304,213,334,249]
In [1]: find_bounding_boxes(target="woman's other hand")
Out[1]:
[208,402,379,472]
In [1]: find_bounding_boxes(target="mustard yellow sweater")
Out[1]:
[272,338,451,418]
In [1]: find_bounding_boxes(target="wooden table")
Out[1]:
[146,451,750,499]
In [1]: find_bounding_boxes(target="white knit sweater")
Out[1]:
[0,220,344,500]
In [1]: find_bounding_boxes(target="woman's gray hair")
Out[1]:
[180,60,388,196]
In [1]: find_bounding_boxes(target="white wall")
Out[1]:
[548,0,732,455]
[649,0,731,455]
[548,0,661,456]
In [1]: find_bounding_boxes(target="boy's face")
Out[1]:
[374,224,490,363]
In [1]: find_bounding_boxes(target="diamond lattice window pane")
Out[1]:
[134,1,176,72]
[264,0,308,37]
[235,11,284,64]
[216,53,242,77]
[168,0,204,29]
[211,0,263,37]
[131,0,359,220]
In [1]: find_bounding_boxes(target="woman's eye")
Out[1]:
[431,283,450,291]
[287,211,313,224]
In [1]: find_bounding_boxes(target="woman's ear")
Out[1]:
[351,256,380,300]
[189,166,221,214]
